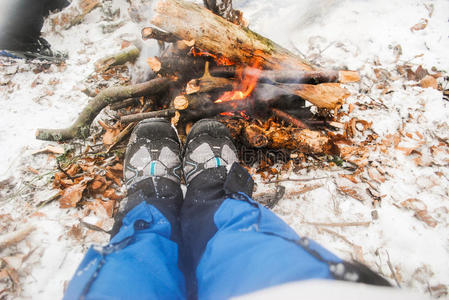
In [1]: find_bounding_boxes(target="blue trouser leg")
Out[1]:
[182,163,389,300]
[64,178,186,300]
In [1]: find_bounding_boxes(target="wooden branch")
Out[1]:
[49,0,100,30]
[106,122,137,153]
[141,26,180,43]
[242,123,338,154]
[95,46,140,72]
[36,78,170,141]
[186,62,234,94]
[151,0,314,71]
[121,95,251,124]
[212,67,360,84]
[0,225,35,250]
[109,98,139,110]
[281,83,350,109]
[147,56,206,77]
[121,109,176,123]
[272,108,309,129]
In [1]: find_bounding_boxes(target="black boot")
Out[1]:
[111,118,183,237]
[0,0,69,61]
[183,119,239,185]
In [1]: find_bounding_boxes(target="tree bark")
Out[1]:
[242,123,338,155]
[95,45,140,72]
[151,0,314,71]
[36,78,170,141]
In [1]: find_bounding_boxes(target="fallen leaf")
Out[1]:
[59,183,86,208]
[99,200,115,217]
[105,170,122,186]
[368,168,386,183]
[103,188,123,201]
[415,210,437,227]
[340,174,358,184]
[103,128,121,146]
[337,186,364,202]
[27,166,39,175]
[400,198,427,211]
[67,224,83,241]
[420,75,438,89]
[410,19,428,32]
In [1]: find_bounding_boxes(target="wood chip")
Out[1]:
[32,145,64,155]
[410,19,428,32]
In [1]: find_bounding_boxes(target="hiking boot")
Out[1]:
[111,118,183,238]
[124,118,182,190]
[183,119,239,185]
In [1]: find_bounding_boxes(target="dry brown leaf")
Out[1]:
[67,224,83,241]
[410,19,428,32]
[105,170,122,186]
[340,174,358,184]
[103,188,123,201]
[400,198,427,211]
[415,210,438,227]
[59,183,86,208]
[103,128,121,146]
[99,200,116,218]
[27,166,39,175]
[420,75,438,89]
[337,186,363,202]
[66,164,81,177]
[368,168,386,184]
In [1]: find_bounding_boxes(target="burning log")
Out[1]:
[141,27,180,43]
[151,0,314,71]
[186,62,234,94]
[120,94,251,124]
[147,56,206,78]
[242,123,338,155]
[287,83,350,110]
[211,67,360,84]
[272,108,309,129]
[36,78,170,141]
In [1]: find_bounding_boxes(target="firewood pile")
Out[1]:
[35,0,369,210]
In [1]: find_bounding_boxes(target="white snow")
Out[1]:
[0,0,448,299]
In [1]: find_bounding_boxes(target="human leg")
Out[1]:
[64,119,186,300]
[181,120,389,300]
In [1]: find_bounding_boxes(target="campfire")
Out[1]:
[34,0,365,208]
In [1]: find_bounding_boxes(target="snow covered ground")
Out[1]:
[0,0,448,298]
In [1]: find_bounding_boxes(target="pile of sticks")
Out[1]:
[36,0,359,156]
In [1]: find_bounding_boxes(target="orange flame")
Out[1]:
[215,54,263,103]
[191,48,234,66]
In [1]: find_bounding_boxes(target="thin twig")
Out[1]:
[386,250,401,287]
[320,227,356,247]
[57,160,74,181]
[0,225,36,250]
[106,122,136,153]
[79,220,111,234]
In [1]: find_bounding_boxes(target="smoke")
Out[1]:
[0,0,15,47]
[127,0,163,83]
[234,0,342,46]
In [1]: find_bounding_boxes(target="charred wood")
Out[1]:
[152,0,314,71]
[141,26,180,43]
